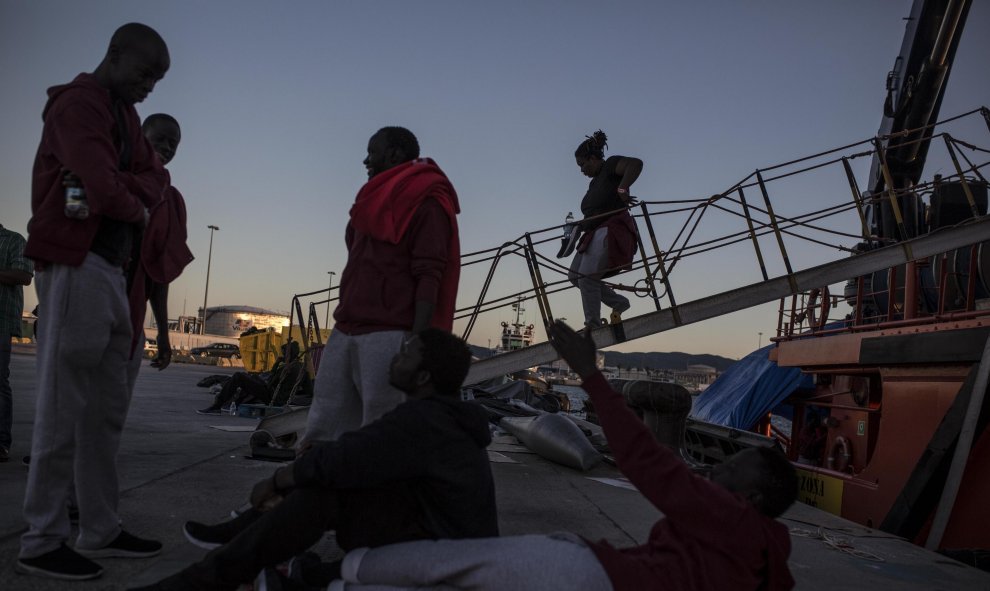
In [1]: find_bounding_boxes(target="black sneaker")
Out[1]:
[0,445,9,462]
[16,544,104,580]
[196,407,221,415]
[183,508,261,550]
[76,530,162,558]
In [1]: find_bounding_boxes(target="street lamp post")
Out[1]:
[758,331,763,349]
[201,225,219,335]
[325,271,336,328]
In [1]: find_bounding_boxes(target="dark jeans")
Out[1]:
[176,485,429,590]
[0,338,11,448]
[210,373,270,410]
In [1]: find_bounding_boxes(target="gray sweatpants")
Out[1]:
[303,329,406,442]
[127,331,145,395]
[20,254,134,558]
[329,533,613,591]
[569,226,630,327]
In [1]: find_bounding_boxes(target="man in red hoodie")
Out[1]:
[327,320,798,591]
[130,112,193,372]
[304,126,460,443]
[17,23,170,582]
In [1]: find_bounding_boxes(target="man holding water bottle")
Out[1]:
[18,23,171,582]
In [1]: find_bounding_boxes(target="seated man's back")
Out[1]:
[133,329,497,591]
[294,383,498,547]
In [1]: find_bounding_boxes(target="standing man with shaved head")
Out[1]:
[18,23,171,582]
[303,127,461,443]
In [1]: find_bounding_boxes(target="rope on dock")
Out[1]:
[790,526,886,563]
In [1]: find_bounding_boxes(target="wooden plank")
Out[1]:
[879,366,990,538]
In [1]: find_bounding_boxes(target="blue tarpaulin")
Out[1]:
[691,344,813,429]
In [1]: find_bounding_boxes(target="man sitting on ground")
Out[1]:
[132,328,497,591]
[324,320,798,591]
[197,341,311,414]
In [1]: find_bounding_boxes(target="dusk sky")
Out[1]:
[2,1,988,359]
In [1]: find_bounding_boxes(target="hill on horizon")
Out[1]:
[468,344,738,373]
[602,350,737,372]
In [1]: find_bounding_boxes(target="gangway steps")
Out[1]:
[465,215,990,384]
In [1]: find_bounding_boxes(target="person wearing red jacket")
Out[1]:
[303,127,460,443]
[17,23,170,583]
[129,112,193,372]
[327,320,798,591]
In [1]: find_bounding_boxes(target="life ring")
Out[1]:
[805,287,831,331]
[827,436,852,472]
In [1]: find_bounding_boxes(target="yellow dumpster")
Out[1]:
[239,328,282,373]
[238,326,330,374]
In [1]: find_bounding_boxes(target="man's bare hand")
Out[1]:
[295,439,315,458]
[151,342,171,370]
[249,476,282,511]
[547,320,599,379]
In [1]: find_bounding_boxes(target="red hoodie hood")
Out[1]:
[44,74,102,119]
[339,158,461,333]
[349,158,460,244]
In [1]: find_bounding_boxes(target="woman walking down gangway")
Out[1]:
[569,130,642,328]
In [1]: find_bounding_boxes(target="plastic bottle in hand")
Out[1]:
[564,211,575,238]
[63,174,89,219]
[557,212,580,259]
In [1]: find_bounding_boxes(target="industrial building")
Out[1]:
[197,305,290,338]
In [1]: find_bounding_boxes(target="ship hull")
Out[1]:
[774,319,990,550]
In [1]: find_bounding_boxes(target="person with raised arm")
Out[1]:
[323,321,798,591]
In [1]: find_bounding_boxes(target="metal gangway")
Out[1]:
[291,108,990,384]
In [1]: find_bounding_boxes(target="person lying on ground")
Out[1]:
[130,328,498,591]
[197,341,311,414]
[322,320,798,591]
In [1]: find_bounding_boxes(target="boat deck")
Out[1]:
[1,352,987,590]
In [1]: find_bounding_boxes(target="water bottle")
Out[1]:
[558,212,578,258]
[227,400,238,416]
[64,186,89,219]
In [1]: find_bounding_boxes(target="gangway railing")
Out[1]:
[465,215,990,384]
[458,107,989,381]
[284,108,989,383]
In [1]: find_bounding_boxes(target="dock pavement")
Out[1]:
[1,349,988,590]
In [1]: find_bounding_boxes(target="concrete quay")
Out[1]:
[1,351,987,590]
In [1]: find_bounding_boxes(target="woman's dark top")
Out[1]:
[580,155,626,231]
